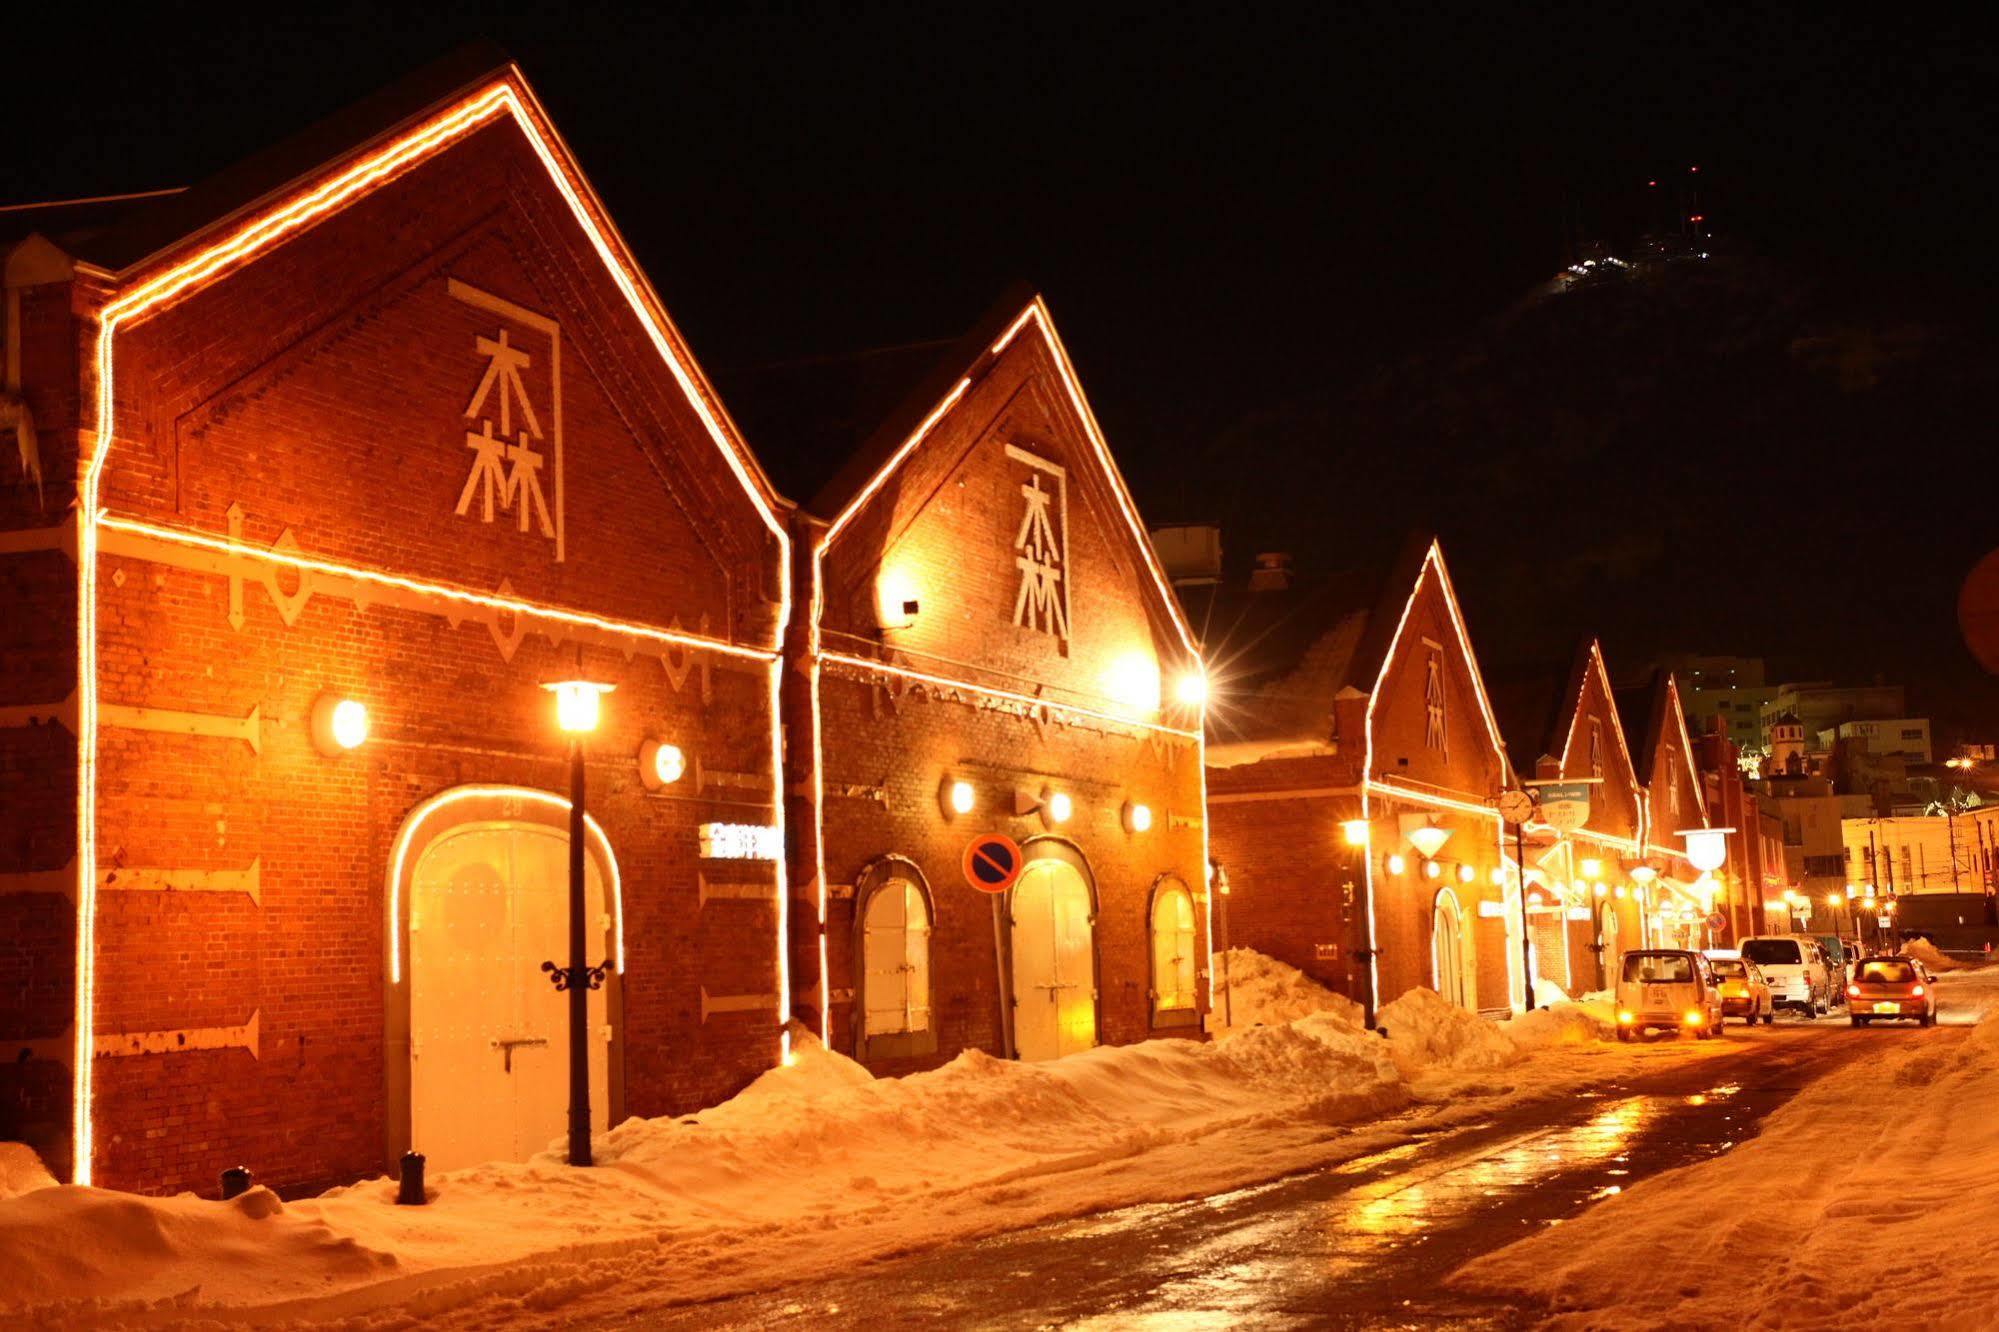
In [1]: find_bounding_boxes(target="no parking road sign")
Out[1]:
[962,834,1023,894]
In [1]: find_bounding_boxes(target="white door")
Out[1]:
[1599,902,1621,987]
[411,821,610,1171]
[862,878,932,1037]
[1010,859,1097,1061]
[1431,892,1468,1008]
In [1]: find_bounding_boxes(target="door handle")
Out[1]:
[492,1036,550,1072]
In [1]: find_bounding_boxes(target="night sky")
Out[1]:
[8,6,1994,731]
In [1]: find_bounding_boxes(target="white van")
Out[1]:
[1739,935,1830,1017]
[1613,949,1725,1040]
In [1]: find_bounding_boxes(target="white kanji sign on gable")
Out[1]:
[447,278,565,561]
[1005,444,1070,642]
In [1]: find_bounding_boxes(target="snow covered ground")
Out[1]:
[1449,965,1999,1328]
[0,957,1735,1328]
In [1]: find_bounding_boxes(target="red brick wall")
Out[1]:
[795,318,1206,1070]
[0,270,86,1179]
[7,112,786,1194]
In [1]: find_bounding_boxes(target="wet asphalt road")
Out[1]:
[633,1018,1935,1331]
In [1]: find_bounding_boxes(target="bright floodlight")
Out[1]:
[545,680,613,734]
[1579,858,1603,880]
[1341,819,1370,847]
[1174,671,1207,706]
[639,739,686,790]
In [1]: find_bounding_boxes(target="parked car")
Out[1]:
[1739,935,1830,1017]
[1614,949,1726,1040]
[1709,957,1774,1025]
[1814,935,1851,1005]
[1847,956,1938,1027]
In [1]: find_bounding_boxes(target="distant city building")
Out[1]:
[1655,654,1775,753]
[1823,718,1932,765]
[1759,681,1906,749]
[1841,807,1999,895]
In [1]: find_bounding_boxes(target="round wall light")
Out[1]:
[311,695,368,756]
[1489,865,1506,887]
[639,739,687,790]
[1044,790,1073,826]
[1123,800,1153,833]
[942,778,977,818]
[1424,860,1443,881]
[1457,863,1476,885]
[1386,854,1407,876]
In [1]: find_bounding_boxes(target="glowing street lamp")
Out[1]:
[540,675,614,1168]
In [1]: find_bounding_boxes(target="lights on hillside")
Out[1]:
[310,695,369,756]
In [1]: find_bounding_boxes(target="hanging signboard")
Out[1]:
[1532,781,1591,832]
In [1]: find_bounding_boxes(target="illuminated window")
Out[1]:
[860,873,932,1049]
[1149,878,1199,1025]
[1424,648,1446,754]
[1589,719,1604,780]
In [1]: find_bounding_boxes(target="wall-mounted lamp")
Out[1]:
[638,738,686,790]
[310,694,369,756]
[941,777,976,819]
[1123,800,1153,834]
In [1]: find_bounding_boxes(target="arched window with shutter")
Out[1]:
[852,859,938,1061]
[1148,876,1199,1027]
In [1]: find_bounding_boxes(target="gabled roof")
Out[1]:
[1188,533,1507,756]
[1616,669,1708,825]
[66,43,789,542]
[792,286,1199,657]
[56,43,518,277]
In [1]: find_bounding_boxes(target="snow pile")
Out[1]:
[1376,987,1518,1074]
[0,1182,399,1310]
[1211,948,1366,1031]
[0,1144,56,1200]
[1531,976,1570,1009]
[1500,999,1616,1049]
[0,983,1636,1325]
[1449,966,1999,1327]
[1901,936,1970,971]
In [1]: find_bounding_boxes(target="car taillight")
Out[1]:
[1847,984,1860,998]
[1912,984,1925,997]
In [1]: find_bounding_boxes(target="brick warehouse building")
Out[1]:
[1490,639,1654,996]
[0,53,797,1192]
[1199,539,1519,1019]
[730,292,1210,1073]
[1613,671,1721,950]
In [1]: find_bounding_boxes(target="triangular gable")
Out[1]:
[1557,640,1643,791]
[1361,537,1509,776]
[1657,673,1711,829]
[82,57,788,621]
[810,293,1197,660]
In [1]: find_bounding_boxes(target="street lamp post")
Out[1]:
[542,675,614,1168]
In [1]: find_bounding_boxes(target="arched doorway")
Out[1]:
[386,787,623,1172]
[1009,846,1098,1062]
[1431,888,1468,1008]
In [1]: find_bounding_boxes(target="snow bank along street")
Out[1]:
[0,952,1738,1327]
[1449,965,1999,1327]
